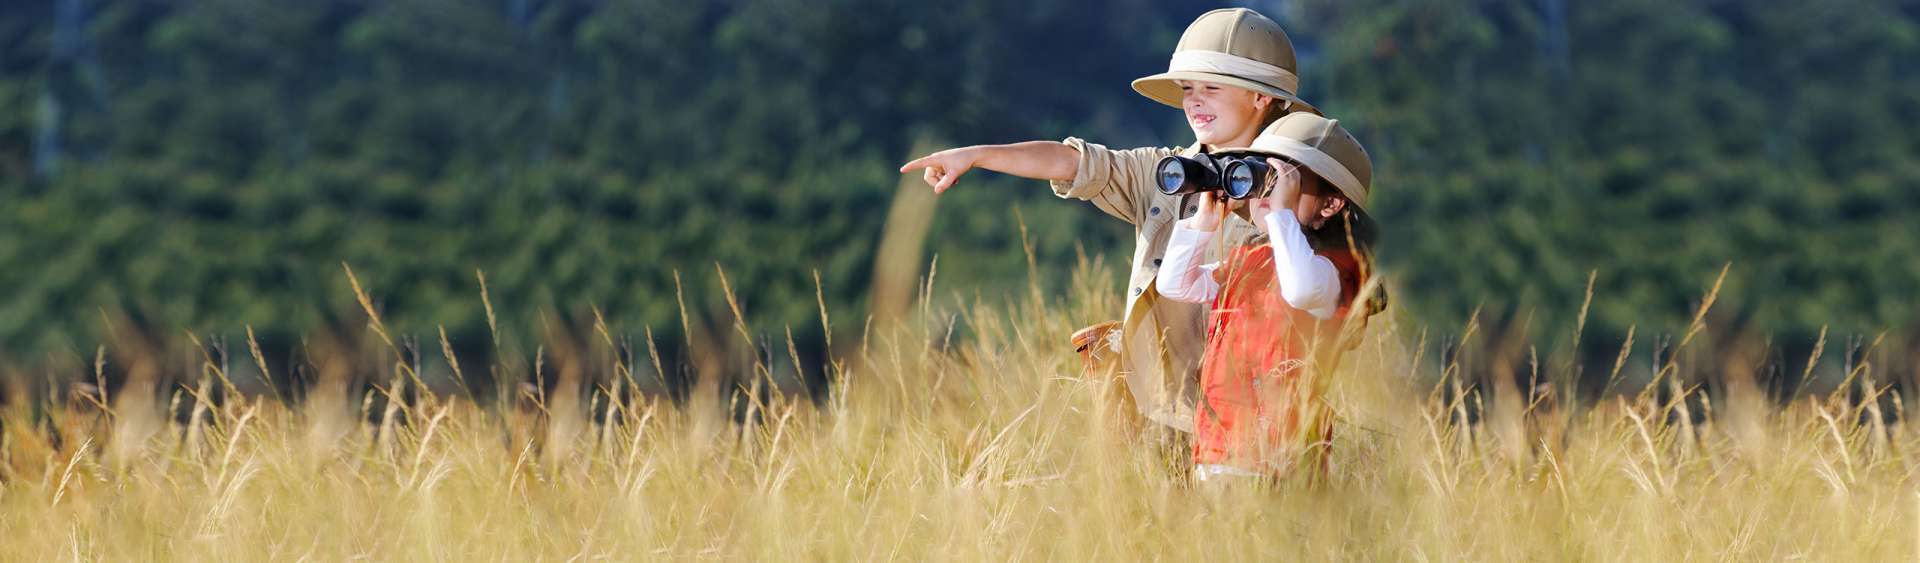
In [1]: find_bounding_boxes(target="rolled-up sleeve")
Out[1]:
[1048,137,1176,226]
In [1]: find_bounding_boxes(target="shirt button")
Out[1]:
[1153,258,1163,266]
[1187,205,1198,214]
[1133,287,1143,296]
[1149,206,1161,216]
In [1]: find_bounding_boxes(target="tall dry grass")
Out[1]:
[0,259,1916,561]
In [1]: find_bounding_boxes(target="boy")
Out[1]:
[899,9,1318,433]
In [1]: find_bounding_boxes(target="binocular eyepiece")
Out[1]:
[1155,154,1276,200]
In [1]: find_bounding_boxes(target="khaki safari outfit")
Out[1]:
[1058,8,1316,432]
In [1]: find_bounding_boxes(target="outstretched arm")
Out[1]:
[899,141,1080,194]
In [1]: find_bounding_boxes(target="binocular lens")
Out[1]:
[1226,162,1255,199]
[1157,158,1187,195]
[1222,158,1270,199]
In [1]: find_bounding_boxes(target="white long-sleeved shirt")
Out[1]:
[1155,209,1342,320]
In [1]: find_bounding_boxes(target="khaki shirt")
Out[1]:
[1050,137,1259,433]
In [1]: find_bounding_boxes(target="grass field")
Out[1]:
[0,263,1915,561]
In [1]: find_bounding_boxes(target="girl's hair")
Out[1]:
[1300,175,1389,318]
[1304,200,1376,253]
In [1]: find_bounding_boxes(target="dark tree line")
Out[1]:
[0,0,1916,376]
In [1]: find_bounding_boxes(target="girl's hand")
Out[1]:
[900,147,982,194]
[1251,158,1302,228]
[1185,192,1231,232]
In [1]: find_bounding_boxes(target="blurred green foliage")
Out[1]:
[0,0,1189,356]
[0,0,1915,358]
[1315,0,1920,348]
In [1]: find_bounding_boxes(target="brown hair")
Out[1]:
[1300,174,1388,319]
[1256,96,1294,128]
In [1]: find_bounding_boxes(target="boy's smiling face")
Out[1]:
[1177,79,1270,149]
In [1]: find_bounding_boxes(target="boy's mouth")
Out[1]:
[1190,114,1216,128]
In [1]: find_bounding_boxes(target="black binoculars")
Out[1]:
[1155,154,1278,200]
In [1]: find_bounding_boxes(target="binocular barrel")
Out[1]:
[1155,155,1219,197]
[1155,155,1275,200]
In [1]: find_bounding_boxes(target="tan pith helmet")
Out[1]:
[1234,113,1372,209]
[1132,8,1319,116]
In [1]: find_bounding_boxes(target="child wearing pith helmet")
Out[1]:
[900,8,1319,434]
[1155,112,1381,482]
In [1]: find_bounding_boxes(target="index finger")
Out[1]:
[899,154,936,173]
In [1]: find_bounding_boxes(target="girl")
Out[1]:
[1155,112,1380,481]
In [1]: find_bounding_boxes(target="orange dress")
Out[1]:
[1191,243,1362,475]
